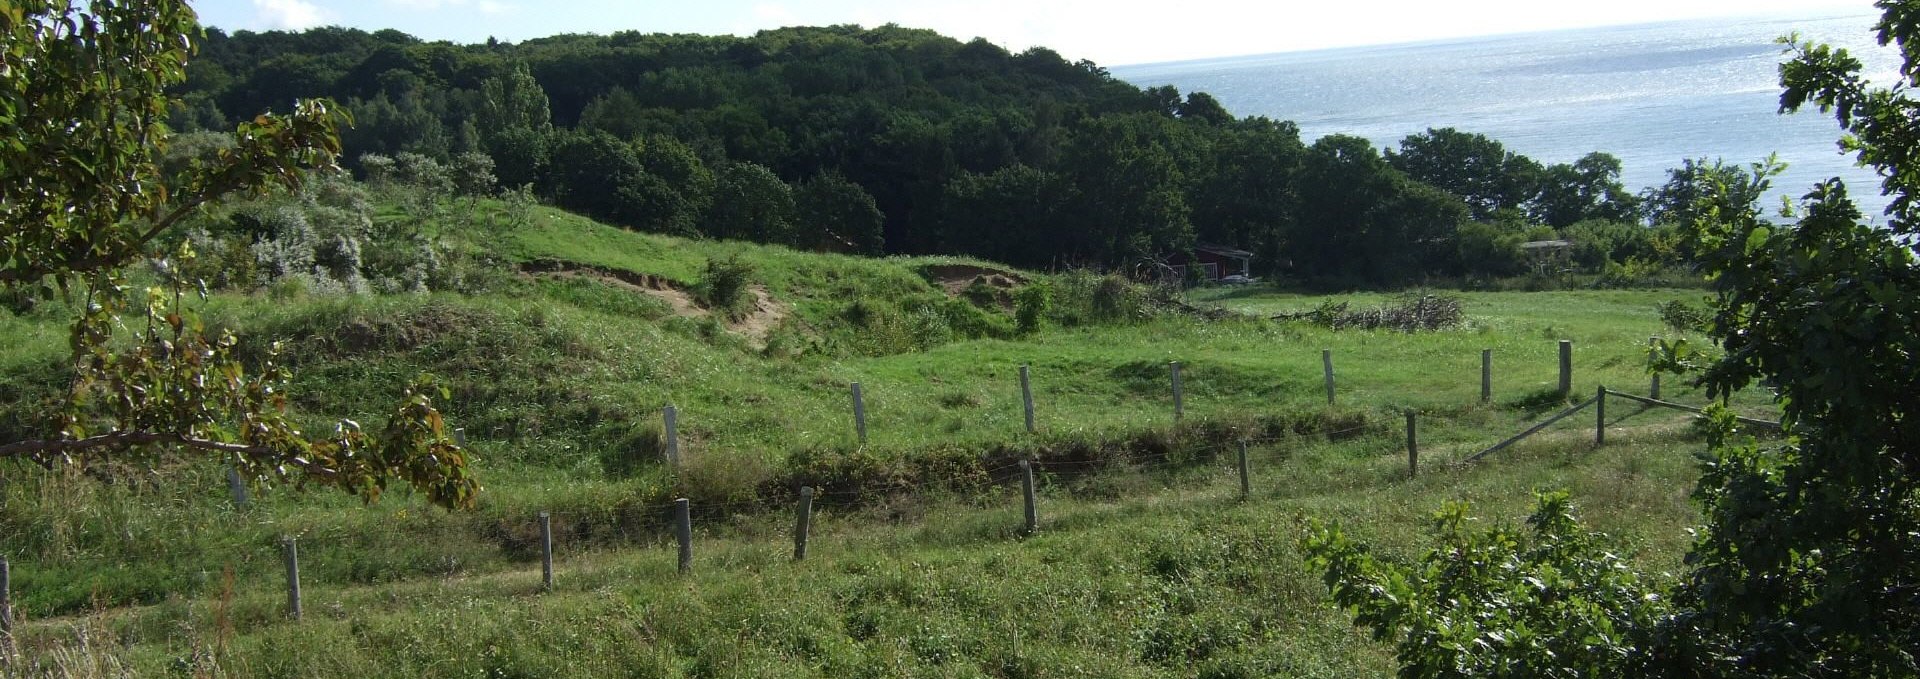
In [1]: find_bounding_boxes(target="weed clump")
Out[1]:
[1274,293,1465,332]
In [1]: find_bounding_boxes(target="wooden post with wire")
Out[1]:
[227,466,249,509]
[793,486,814,561]
[1019,460,1038,535]
[539,511,554,590]
[663,405,679,465]
[1595,385,1607,445]
[1,554,13,652]
[1406,411,1419,477]
[1559,340,1574,399]
[1170,362,1184,422]
[1237,440,1251,499]
[1019,365,1035,433]
[851,382,868,444]
[1481,349,1492,404]
[1323,350,1336,405]
[674,499,692,575]
[281,537,302,621]
[1649,337,1662,400]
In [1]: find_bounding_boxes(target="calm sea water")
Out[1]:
[1113,13,1903,218]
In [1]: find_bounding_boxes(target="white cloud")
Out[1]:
[477,0,513,15]
[252,0,329,30]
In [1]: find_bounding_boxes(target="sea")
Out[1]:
[1112,12,1904,219]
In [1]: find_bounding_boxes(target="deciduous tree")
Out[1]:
[0,0,476,509]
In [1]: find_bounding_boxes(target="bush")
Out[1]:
[1305,492,1671,678]
[698,255,755,315]
[1656,298,1708,334]
[1014,283,1050,334]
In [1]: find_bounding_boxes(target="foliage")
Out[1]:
[0,0,475,508]
[1388,127,1544,220]
[1305,492,1672,679]
[1640,157,1774,231]
[161,21,1665,284]
[1529,153,1640,228]
[1013,283,1051,334]
[1654,299,1709,335]
[698,254,756,314]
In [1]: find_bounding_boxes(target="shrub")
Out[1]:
[698,255,755,315]
[1655,298,1708,335]
[1014,283,1050,334]
[1305,492,1671,678]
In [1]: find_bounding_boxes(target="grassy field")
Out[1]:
[0,202,1768,677]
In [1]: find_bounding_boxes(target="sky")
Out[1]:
[195,0,1877,66]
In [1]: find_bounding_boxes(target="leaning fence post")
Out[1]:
[793,486,814,561]
[1481,349,1492,404]
[1019,460,1038,535]
[539,511,554,590]
[663,405,680,466]
[674,498,692,575]
[1169,362,1184,422]
[1322,350,1336,405]
[226,466,249,509]
[1595,385,1607,445]
[1406,410,1419,478]
[1237,440,1251,499]
[1019,365,1036,433]
[1649,337,1662,400]
[850,382,868,444]
[281,536,302,621]
[1558,340,1574,399]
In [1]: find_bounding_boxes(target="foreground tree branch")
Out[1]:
[0,0,478,509]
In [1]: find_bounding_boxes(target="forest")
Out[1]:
[165,23,1749,286]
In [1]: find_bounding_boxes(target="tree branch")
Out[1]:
[0,430,279,459]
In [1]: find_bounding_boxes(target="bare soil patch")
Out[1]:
[521,258,790,347]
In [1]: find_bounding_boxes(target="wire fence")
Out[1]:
[0,345,1782,643]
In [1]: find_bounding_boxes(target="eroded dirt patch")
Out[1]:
[521,258,790,347]
[923,263,1028,296]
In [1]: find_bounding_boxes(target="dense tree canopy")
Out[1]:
[169,19,1709,284]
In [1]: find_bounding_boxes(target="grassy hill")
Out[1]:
[0,199,1772,677]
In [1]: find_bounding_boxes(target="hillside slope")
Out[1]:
[1,200,1769,675]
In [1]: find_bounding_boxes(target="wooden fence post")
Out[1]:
[226,466,249,510]
[1595,385,1607,445]
[1019,460,1038,535]
[1,554,12,650]
[674,498,692,575]
[1481,349,1492,404]
[1406,411,1419,477]
[850,382,868,444]
[281,537,301,621]
[1322,350,1336,405]
[1558,340,1574,399]
[539,511,553,590]
[1237,440,1251,499]
[793,486,814,561]
[1019,365,1036,433]
[1649,337,1662,400]
[1169,362,1184,422]
[663,405,679,466]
